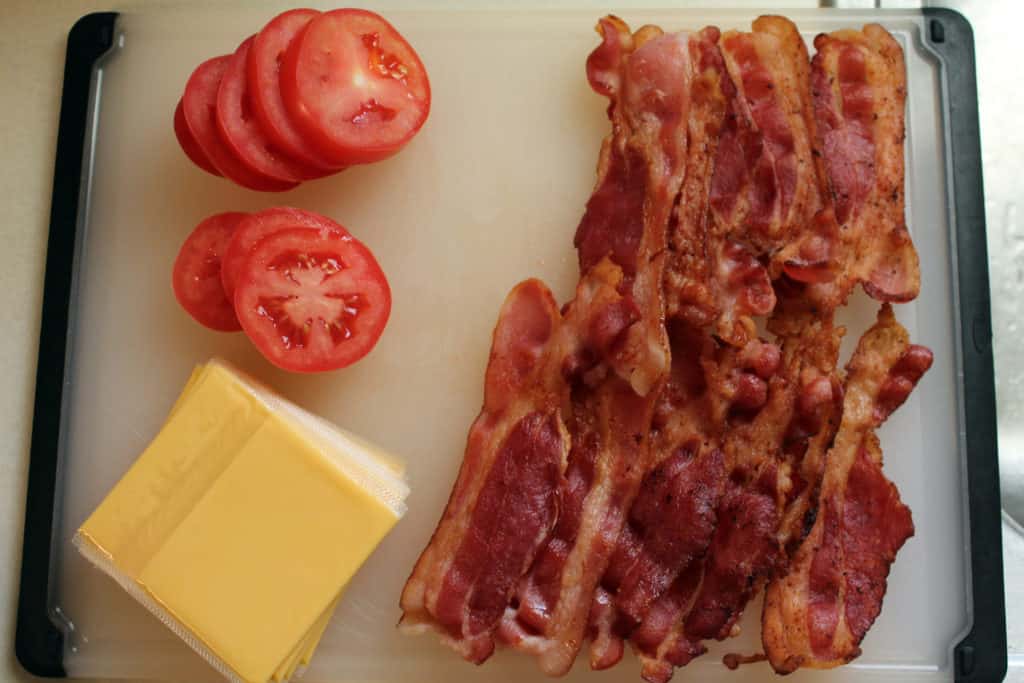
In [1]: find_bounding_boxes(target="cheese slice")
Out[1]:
[74,360,408,683]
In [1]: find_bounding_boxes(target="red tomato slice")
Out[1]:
[173,212,248,331]
[280,9,431,165]
[174,98,220,176]
[182,56,298,192]
[217,36,322,183]
[234,227,391,372]
[220,206,349,299]
[248,9,344,174]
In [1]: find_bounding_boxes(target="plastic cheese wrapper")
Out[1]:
[72,359,410,683]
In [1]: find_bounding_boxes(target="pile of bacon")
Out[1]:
[400,15,934,681]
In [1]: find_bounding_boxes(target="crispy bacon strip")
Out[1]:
[398,279,567,662]
[714,16,822,255]
[799,25,919,306]
[499,18,687,675]
[762,304,932,672]
[705,16,822,344]
[399,262,638,661]
[663,27,728,330]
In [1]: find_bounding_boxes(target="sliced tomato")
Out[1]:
[217,36,322,183]
[174,98,220,176]
[220,206,348,299]
[280,9,431,165]
[173,212,248,331]
[248,9,343,173]
[182,56,298,192]
[234,227,391,372]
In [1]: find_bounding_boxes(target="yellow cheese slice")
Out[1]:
[74,360,408,683]
[273,592,341,682]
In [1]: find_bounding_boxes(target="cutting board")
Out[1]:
[22,5,999,682]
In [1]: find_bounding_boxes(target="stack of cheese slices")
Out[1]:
[74,359,409,683]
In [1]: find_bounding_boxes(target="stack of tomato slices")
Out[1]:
[174,8,431,191]
[173,208,391,373]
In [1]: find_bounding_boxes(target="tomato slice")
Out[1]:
[182,56,298,192]
[280,9,431,165]
[217,36,322,183]
[220,206,348,299]
[234,227,391,372]
[173,212,248,331]
[174,98,220,176]
[248,9,344,174]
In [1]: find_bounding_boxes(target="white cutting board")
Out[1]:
[51,5,967,682]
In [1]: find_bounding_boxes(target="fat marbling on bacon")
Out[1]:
[401,14,931,681]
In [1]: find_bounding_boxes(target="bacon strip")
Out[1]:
[400,262,638,661]
[398,279,567,662]
[762,304,932,672]
[800,25,919,306]
[663,27,729,331]
[500,19,688,675]
[706,16,823,345]
[714,16,822,255]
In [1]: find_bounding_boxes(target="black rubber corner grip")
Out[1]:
[15,11,118,678]
[922,7,1008,683]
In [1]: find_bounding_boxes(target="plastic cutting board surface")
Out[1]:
[48,6,971,682]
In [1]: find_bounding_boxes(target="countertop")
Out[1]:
[1,1,1019,682]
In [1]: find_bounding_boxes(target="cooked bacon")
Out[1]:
[503,375,663,673]
[501,19,690,674]
[762,305,932,672]
[676,326,823,644]
[800,25,919,306]
[688,300,843,634]
[400,261,638,661]
[605,27,821,661]
[663,27,728,330]
[630,290,841,681]
[398,279,568,662]
[771,300,845,557]
[585,20,841,679]
[714,16,822,254]
[614,447,725,629]
[404,16,924,681]
[587,316,784,673]
[703,16,823,344]
[587,448,723,674]
[683,474,779,639]
[589,270,723,671]
[634,563,706,683]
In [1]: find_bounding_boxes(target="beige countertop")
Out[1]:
[1,2,1019,683]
